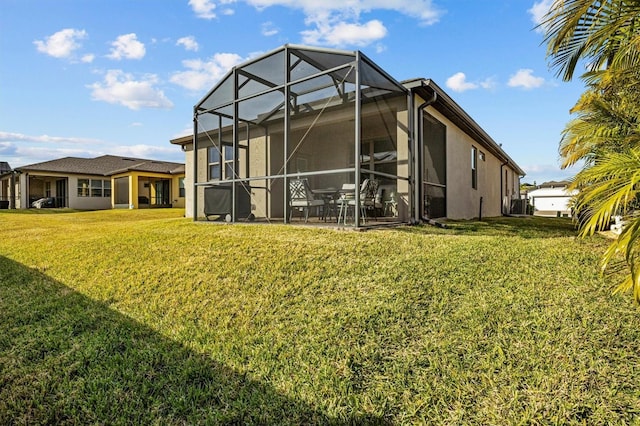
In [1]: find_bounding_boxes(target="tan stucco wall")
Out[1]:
[111,171,184,209]
[184,95,411,222]
[421,104,521,220]
[182,92,523,222]
[19,172,112,210]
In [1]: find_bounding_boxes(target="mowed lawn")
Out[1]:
[1,209,639,424]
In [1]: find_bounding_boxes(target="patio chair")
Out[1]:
[289,178,324,223]
[337,179,377,225]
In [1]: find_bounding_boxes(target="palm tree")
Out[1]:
[560,74,640,168]
[543,0,640,81]
[570,147,640,302]
[543,1,640,301]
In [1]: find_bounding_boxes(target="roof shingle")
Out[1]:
[16,155,184,176]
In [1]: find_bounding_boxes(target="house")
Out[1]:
[170,44,524,226]
[0,162,15,209]
[527,180,577,217]
[3,155,185,210]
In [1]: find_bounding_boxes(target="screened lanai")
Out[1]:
[192,45,412,227]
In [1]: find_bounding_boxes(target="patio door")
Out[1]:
[154,180,170,206]
[55,179,67,208]
[422,113,446,219]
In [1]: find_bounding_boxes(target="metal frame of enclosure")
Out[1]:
[192,44,412,227]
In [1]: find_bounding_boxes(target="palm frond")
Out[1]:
[543,0,640,81]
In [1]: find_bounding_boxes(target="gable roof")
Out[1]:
[16,155,184,176]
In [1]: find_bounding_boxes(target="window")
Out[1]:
[208,144,234,180]
[77,179,110,197]
[208,146,221,180]
[471,146,478,189]
[360,139,397,179]
[179,178,185,197]
[223,145,234,179]
[78,179,89,197]
[91,179,103,197]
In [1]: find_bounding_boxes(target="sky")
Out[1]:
[0,0,587,184]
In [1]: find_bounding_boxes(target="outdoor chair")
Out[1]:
[337,179,378,225]
[384,191,398,217]
[289,178,324,223]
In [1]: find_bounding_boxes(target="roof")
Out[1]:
[195,44,407,113]
[537,180,571,188]
[403,78,526,177]
[0,162,12,176]
[171,45,525,179]
[16,155,184,176]
[528,186,577,197]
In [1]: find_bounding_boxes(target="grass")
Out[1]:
[1,209,639,424]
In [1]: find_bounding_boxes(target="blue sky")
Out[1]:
[1,0,585,184]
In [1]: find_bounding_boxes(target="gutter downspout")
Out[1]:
[416,82,437,223]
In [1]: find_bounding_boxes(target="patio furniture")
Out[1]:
[312,187,340,222]
[337,179,377,225]
[289,178,324,223]
[384,191,398,217]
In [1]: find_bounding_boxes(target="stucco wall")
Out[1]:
[18,172,112,210]
[422,106,520,220]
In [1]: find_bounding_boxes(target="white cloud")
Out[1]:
[189,0,442,47]
[111,144,182,160]
[174,124,194,139]
[189,0,218,19]
[302,19,387,47]
[245,0,442,26]
[508,69,545,89]
[88,70,173,110]
[177,36,199,51]
[521,163,576,184]
[107,33,146,60]
[446,72,478,92]
[34,28,87,59]
[81,54,95,63]
[1,144,101,166]
[261,22,279,37]
[529,0,554,33]
[170,53,244,91]
[0,131,101,145]
[479,77,497,90]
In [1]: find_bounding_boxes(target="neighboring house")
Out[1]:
[170,45,525,226]
[527,180,577,217]
[0,162,15,209]
[6,155,185,210]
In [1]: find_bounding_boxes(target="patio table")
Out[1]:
[312,188,340,222]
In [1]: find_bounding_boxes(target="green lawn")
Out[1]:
[1,209,639,424]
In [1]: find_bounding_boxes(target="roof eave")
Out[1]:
[406,78,526,177]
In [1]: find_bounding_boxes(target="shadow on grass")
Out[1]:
[397,216,579,239]
[0,256,382,425]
